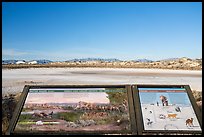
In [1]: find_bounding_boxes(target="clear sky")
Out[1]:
[2,2,202,61]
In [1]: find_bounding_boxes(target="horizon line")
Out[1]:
[2,56,202,62]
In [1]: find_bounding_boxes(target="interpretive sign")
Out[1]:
[133,85,202,135]
[7,84,202,135]
[7,85,135,135]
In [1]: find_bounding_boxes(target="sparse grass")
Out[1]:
[18,114,33,122]
[56,112,82,122]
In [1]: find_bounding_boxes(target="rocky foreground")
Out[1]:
[2,57,202,70]
[2,91,202,135]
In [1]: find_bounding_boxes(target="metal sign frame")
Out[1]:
[6,84,202,135]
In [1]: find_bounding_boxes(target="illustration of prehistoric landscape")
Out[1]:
[139,88,201,131]
[14,88,130,133]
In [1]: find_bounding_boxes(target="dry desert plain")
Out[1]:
[2,67,202,135]
[2,67,202,95]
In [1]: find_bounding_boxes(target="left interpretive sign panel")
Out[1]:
[8,85,134,135]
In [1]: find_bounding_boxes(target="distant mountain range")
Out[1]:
[156,58,180,61]
[2,60,52,65]
[66,58,122,62]
[2,60,18,65]
[157,57,202,62]
[2,57,202,65]
[131,59,153,62]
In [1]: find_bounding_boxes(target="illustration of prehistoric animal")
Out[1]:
[32,112,44,118]
[186,118,194,127]
[49,111,53,116]
[160,95,168,106]
[167,114,177,119]
[32,111,53,118]
[74,101,97,110]
[146,118,153,126]
[75,101,121,112]
[40,112,48,117]
[175,107,181,112]
[159,114,166,119]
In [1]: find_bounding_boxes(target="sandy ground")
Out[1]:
[2,68,202,96]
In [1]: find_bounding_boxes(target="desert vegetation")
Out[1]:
[2,57,202,70]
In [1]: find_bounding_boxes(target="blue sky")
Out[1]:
[2,2,202,61]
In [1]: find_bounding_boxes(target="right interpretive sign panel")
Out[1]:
[138,87,201,131]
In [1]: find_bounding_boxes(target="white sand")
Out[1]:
[2,68,202,95]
